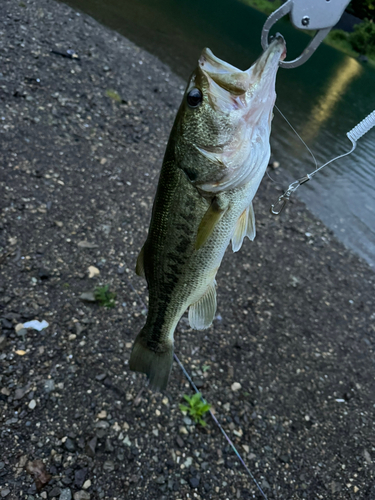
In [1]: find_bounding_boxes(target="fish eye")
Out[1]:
[187,88,203,108]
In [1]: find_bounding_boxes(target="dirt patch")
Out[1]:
[1,1,375,499]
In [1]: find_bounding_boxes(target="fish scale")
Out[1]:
[130,36,286,390]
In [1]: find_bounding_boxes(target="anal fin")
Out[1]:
[231,202,256,252]
[188,281,217,330]
[135,245,146,278]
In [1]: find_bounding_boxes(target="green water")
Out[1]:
[62,0,375,267]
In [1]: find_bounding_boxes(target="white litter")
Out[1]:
[23,320,49,331]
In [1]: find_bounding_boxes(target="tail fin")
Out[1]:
[129,331,173,391]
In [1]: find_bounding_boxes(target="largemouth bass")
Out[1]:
[130,35,286,390]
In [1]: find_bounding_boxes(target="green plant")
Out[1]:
[94,285,116,308]
[179,393,211,427]
[349,18,375,55]
[105,89,122,103]
[327,29,349,43]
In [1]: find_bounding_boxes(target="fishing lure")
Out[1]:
[270,109,375,215]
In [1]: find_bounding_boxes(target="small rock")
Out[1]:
[59,489,72,500]
[122,436,131,447]
[156,476,165,485]
[79,292,96,303]
[1,318,12,329]
[231,382,242,392]
[77,241,97,248]
[1,489,10,498]
[105,438,114,452]
[183,417,192,426]
[0,335,7,350]
[15,385,29,400]
[88,266,100,278]
[64,438,76,452]
[97,410,107,419]
[75,323,84,335]
[28,399,36,410]
[179,426,188,435]
[53,454,63,465]
[176,436,184,448]
[82,480,91,490]
[95,420,109,429]
[103,461,115,472]
[59,488,72,500]
[85,437,97,457]
[189,477,200,488]
[15,323,24,333]
[73,492,90,500]
[49,487,61,497]
[43,380,55,393]
[74,469,88,488]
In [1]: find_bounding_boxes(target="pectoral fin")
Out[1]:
[188,281,217,330]
[195,198,227,250]
[135,245,145,278]
[231,203,256,252]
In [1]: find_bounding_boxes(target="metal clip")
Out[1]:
[270,195,288,215]
[270,175,311,216]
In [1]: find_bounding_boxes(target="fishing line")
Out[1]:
[275,105,318,170]
[122,260,269,500]
[173,353,269,500]
[271,109,375,215]
[266,169,277,183]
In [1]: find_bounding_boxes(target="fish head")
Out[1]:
[172,35,286,192]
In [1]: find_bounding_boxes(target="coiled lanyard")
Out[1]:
[270,110,375,215]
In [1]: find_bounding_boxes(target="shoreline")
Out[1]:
[1,1,375,499]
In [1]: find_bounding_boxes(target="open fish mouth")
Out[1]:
[199,34,286,95]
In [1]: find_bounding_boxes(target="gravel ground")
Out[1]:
[1,1,375,499]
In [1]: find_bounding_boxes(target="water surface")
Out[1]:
[62,0,375,266]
